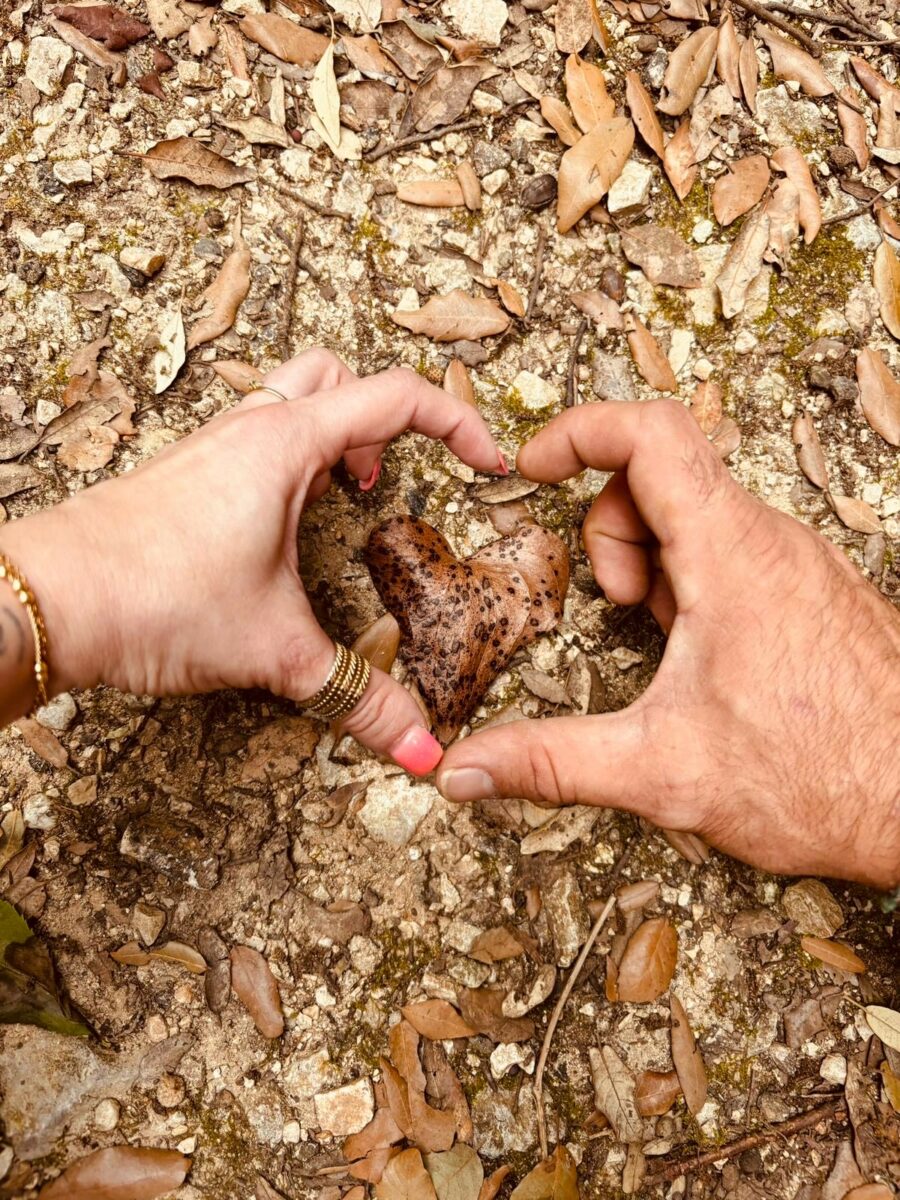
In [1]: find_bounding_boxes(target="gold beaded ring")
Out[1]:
[300,642,371,722]
[0,555,49,716]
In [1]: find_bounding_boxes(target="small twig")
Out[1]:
[533,839,636,1160]
[565,317,589,408]
[766,0,891,39]
[275,217,305,360]
[526,226,548,323]
[365,98,533,163]
[833,0,890,39]
[275,183,351,221]
[645,1097,846,1183]
[729,0,823,55]
[823,177,898,225]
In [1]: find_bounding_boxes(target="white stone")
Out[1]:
[283,1119,301,1144]
[482,168,509,196]
[734,330,758,354]
[23,794,56,831]
[283,1047,336,1103]
[610,646,643,670]
[348,935,382,974]
[490,1042,535,1079]
[692,218,714,244]
[668,329,693,376]
[819,1053,847,1084]
[120,247,166,276]
[177,61,216,88]
[512,370,559,411]
[53,160,92,186]
[313,1078,374,1136]
[358,775,436,846]
[25,37,73,97]
[443,0,508,46]
[93,1098,120,1131]
[36,692,77,732]
[473,89,503,115]
[693,358,714,381]
[278,147,312,182]
[35,398,62,426]
[607,160,653,215]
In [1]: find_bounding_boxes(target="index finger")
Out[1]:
[297,367,503,475]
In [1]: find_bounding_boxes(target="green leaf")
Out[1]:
[0,900,89,1037]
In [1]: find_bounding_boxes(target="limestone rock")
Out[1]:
[444,0,508,46]
[313,1078,374,1136]
[542,870,590,967]
[511,370,560,411]
[35,693,77,732]
[52,160,92,186]
[358,775,435,846]
[119,247,166,277]
[25,37,73,97]
[607,160,653,215]
[592,351,636,402]
[782,879,843,937]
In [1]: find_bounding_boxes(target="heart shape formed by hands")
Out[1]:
[366,516,570,743]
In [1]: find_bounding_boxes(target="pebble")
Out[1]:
[472,140,511,177]
[512,370,559,410]
[68,776,97,806]
[313,1078,374,1137]
[52,160,92,186]
[472,89,503,115]
[134,901,166,946]
[443,0,508,46]
[734,330,758,354]
[592,351,636,402]
[145,1014,169,1042]
[782,879,843,937]
[358,776,435,847]
[611,647,643,670]
[490,1042,535,1079]
[23,794,56,831]
[120,247,166,277]
[693,358,714,381]
[607,160,652,215]
[481,168,510,196]
[283,1120,301,1144]
[692,219,714,244]
[93,1099,120,1131]
[36,693,77,732]
[542,870,590,966]
[667,329,693,376]
[25,37,73,97]
[157,1073,186,1108]
[819,1053,847,1084]
[35,398,62,426]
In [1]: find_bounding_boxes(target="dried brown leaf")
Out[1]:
[391,1018,427,1092]
[828,494,882,535]
[188,216,251,349]
[800,935,867,973]
[843,1187,895,1200]
[851,55,900,104]
[211,359,265,393]
[771,145,821,244]
[496,280,526,318]
[662,828,710,863]
[557,117,634,233]
[392,291,510,342]
[422,1039,473,1143]
[626,317,677,392]
[143,137,255,189]
[509,1146,578,1200]
[589,1044,643,1141]
[16,719,68,769]
[443,360,477,407]
[52,4,149,49]
[625,70,665,158]
[540,96,581,146]
[570,289,623,330]
[616,880,659,914]
[662,119,698,201]
[241,13,329,65]
[716,12,741,98]
[374,1148,438,1200]
[0,463,44,499]
[110,940,151,966]
[759,29,833,96]
[865,1005,900,1051]
[874,240,900,341]
[555,0,591,54]
[62,336,110,408]
[456,162,482,211]
[148,940,207,974]
[616,916,678,1002]
[838,88,870,170]
[792,412,828,488]
[38,1147,190,1200]
[345,1109,405,1161]
[423,1145,483,1200]
[859,348,900,444]
[634,1069,681,1116]
[230,945,285,1037]
[738,35,758,113]
[397,179,466,207]
[689,380,723,434]
[401,999,477,1040]
[566,54,614,133]
[621,224,701,287]
[468,926,525,964]
[352,613,402,674]
[478,1166,512,1200]
[712,154,770,226]
[457,987,535,1043]
[658,26,718,116]
[764,177,801,264]
[405,62,492,134]
[716,207,770,318]
[670,994,707,1115]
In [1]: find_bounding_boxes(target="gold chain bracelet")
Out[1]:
[0,555,50,716]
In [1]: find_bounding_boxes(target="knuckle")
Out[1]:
[344,678,395,740]
[384,366,421,391]
[301,347,344,388]
[646,397,694,435]
[522,737,569,804]
[276,633,326,698]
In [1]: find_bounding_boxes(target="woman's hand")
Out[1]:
[0,349,503,773]
[436,400,900,889]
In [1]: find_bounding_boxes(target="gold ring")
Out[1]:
[250,384,289,404]
[300,642,371,721]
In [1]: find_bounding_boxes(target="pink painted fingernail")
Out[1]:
[496,452,509,476]
[359,459,382,492]
[390,726,443,776]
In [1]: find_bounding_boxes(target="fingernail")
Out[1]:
[390,726,443,776]
[496,452,509,476]
[437,767,497,802]
[359,459,382,492]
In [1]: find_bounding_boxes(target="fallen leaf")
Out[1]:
[212,359,264,394]
[626,316,677,392]
[736,37,759,115]
[392,290,510,342]
[16,719,67,769]
[230,945,285,1037]
[828,495,882,535]
[424,1145,483,1200]
[621,224,701,287]
[657,26,718,116]
[0,811,25,871]
[143,137,254,189]
[850,55,900,104]
[716,207,770,319]
[865,1005,900,1051]
[687,82,733,163]
[153,306,186,395]
[557,117,634,233]
[455,162,482,211]
[838,88,870,170]
[366,517,568,741]
[555,0,591,54]
[589,1045,643,1141]
[763,177,801,264]
[345,1109,405,1161]
[712,155,770,225]
[625,70,665,158]
[670,995,707,1115]
[478,1166,512,1200]
[38,1147,190,1200]
[622,1144,645,1195]
[760,28,833,97]
[800,935,866,973]
[401,999,477,1040]
[391,1018,427,1093]
[843,1188,895,1200]
[571,289,623,330]
[397,179,466,207]
[875,96,900,156]
[469,926,525,964]
[457,987,535,1043]
[148,940,207,974]
[0,900,88,1037]
[189,12,217,56]
[52,4,150,49]
[374,1148,438,1200]
[405,62,492,134]
[495,280,526,318]
[220,21,252,82]
[221,116,290,148]
[882,1066,900,1114]
[240,13,330,65]
[111,941,151,966]
[616,916,677,1002]
[662,828,710,863]
[771,146,820,244]
[874,241,900,341]
[61,336,110,408]
[188,214,251,349]
[380,20,443,81]
[875,202,900,241]
[540,96,581,146]
[311,40,341,147]
[689,380,723,434]
[792,412,828,488]
[137,71,165,100]
[566,54,614,133]
[634,1069,681,1116]
[509,1146,578,1200]
[716,12,741,98]
[327,0,381,34]
[422,1039,473,1143]
[0,463,43,498]
[822,1142,866,1200]
[662,119,698,200]
[435,35,485,62]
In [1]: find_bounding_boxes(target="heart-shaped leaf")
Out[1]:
[366,517,569,742]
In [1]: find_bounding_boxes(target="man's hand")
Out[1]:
[0,349,502,774]
[437,400,900,889]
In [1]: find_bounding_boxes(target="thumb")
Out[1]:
[340,664,444,775]
[435,711,651,809]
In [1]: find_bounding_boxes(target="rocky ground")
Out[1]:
[0,0,898,1196]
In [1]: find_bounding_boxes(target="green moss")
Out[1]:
[653,287,690,327]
